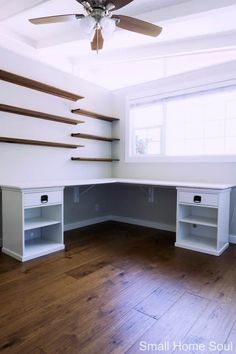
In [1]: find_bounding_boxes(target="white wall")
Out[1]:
[0,46,114,184]
[112,60,236,184]
[111,60,236,238]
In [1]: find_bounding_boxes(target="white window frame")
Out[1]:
[125,79,236,163]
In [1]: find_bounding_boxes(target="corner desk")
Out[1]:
[1,178,233,261]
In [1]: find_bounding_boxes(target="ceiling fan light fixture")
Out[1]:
[79,16,96,37]
[100,17,116,39]
[28,0,163,52]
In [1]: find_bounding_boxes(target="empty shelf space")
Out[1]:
[0,137,84,149]
[0,69,84,101]
[71,108,119,122]
[179,215,217,227]
[24,239,64,260]
[71,157,120,162]
[24,217,61,230]
[71,133,120,142]
[176,235,217,254]
[0,104,84,125]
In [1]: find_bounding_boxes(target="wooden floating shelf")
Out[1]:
[0,69,84,101]
[0,104,84,125]
[71,157,120,162]
[0,137,84,149]
[71,133,120,142]
[71,108,119,122]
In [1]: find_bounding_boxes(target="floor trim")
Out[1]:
[65,215,176,233]
[110,215,176,233]
[64,216,111,232]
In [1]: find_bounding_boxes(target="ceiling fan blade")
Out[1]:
[29,14,85,25]
[112,15,162,37]
[91,29,104,51]
[105,0,133,11]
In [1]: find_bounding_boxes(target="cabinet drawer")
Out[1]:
[179,191,218,207]
[24,191,62,207]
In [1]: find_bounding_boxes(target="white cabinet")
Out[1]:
[176,188,231,256]
[2,187,64,262]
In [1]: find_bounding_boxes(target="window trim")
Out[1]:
[125,79,236,163]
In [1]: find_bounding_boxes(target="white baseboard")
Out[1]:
[2,247,22,261]
[110,215,176,233]
[65,214,175,233]
[229,234,236,244]
[64,216,111,231]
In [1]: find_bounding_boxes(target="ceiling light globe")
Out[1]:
[79,16,96,36]
[100,17,116,39]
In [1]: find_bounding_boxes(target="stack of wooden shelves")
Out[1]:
[0,69,84,149]
[71,108,120,162]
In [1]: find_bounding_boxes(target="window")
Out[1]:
[128,85,236,162]
[130,103,163,156]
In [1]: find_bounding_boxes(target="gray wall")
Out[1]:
[111,184,176,229]
[63,183,177,234]
[64,184,114,227]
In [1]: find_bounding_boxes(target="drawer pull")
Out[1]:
[193,195,202,203]
[41,195,48,204]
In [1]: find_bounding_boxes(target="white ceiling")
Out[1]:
[0,0,236,90]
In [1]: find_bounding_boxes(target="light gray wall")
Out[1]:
[64,184,176,234]
[64,184,114,226]
[111,184,176,229]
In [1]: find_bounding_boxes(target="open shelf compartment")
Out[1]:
[176,222,218,255]
[178,204,218,227]
[24,205,62,230]
[24,224,64,261]
[23,204,64,261]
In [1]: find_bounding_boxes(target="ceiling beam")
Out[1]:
[71,30,236,65]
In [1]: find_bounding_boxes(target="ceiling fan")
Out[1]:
[29,0,162,52]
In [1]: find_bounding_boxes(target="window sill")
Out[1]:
[125,155,236,163]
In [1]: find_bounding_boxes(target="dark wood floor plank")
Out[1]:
[0,222,236,354]
[127,293,209,354]
[221,328,236,354]
[0,264,120,338]
[23,262,162,353]
[175,297,236,354]
[0,262,155,352]
[135,284,185,319]
[79,310,155,354]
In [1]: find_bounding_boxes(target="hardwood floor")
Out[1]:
[1,221,236,354]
